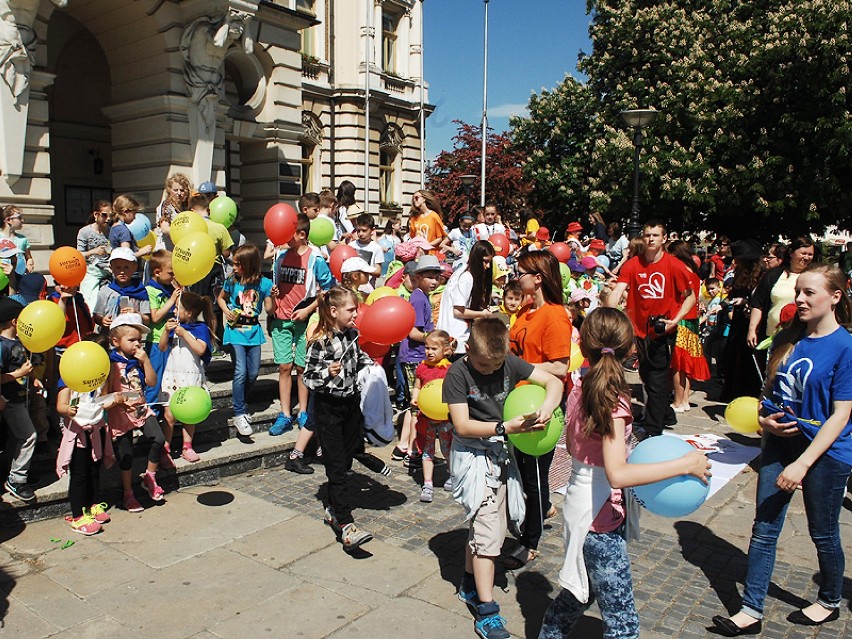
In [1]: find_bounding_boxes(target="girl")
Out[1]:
[1,205,33,275]
[340,256,374,301]
[540,308,710,639]
[56,333,116,535]
[156,173,192,251]
[712,263,852,635]
[412,330,456,502]
[160,291,215,463]
[217,244,274,437]
[408,189,450,255]
[303,287,375,552]
[76,200,113,311]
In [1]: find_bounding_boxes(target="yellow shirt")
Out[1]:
[520,218,540,247]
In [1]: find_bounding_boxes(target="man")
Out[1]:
[604,221,695,437]
[473,204,506,241]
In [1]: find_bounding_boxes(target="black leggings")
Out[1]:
[114,415,165,471]
[68,436,102,518]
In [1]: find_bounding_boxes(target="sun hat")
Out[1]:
[566,222,583,233]
[567,258,585,273]
[570,288,591,303]
[588,238,606,251]
[110,312,151,336]
[407,236,433,251]
[580,256,599,270]
[491,256,510,282]
[535,227,551,241]
[412,255,442,274]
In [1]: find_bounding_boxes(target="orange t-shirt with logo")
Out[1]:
[509,302,573,372]
[409,210,447,257]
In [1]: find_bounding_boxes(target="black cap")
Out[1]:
[0,296,25,323]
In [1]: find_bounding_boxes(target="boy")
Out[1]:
[93,247,152,330]
[0,297,37,501]
[109,194,152,260]
[269,213,334,436]
[348,213,383,286]
[299,192,321,220]
[443,316,562,639]
[395,255,442,467]
[145,250,180,430]
[499,280,523,326]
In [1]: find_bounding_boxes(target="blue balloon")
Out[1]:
[128,214,152,241]
[597,254,610,269]
[628,436,709,517]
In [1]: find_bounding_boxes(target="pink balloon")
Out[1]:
[358,296,416,345]
[264,203,298,246]
[548,242,572,264]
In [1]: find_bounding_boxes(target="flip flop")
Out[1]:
[502,546,539,570]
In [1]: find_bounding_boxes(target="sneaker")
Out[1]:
[323,506,341,534]
[269,413,294,436]
[420,485,433,503]
[233,414,252,436]
[391,446,407,461]
[403,453,422,468]
[443,477,454,492]
[140,473,165,502]
[159,448,175,471]
[475,602,510,639]
[124,493,144,513]
[340,522,373,551]
[296,411,308,428]
[181,446,201,463]
[66,514,102,536]
[458,583,480,608]
[88,502,111,524]
[4,479,35,503]
[285,456,314,474]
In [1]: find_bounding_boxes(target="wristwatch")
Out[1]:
[495,421,505,437]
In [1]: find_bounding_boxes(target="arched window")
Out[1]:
[301,111,324,194]
[379,123,404,208]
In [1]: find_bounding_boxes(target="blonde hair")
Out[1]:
[468,316,509,358]
[310,287,359,345]
[112,194,140,217]
[425,329,457,355]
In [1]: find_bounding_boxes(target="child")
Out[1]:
[1,205,33,274]
[189,193,233,301]
[500,280,523,327]
[448,212,477,258]
[303,287,375,552]
[269,213,334,436]
[56,333,115,534]
[348,213,384,286]
[217,244,274,436]
[490,256,510,307]
[396,255,442,467]
[0,297,37,502]
[145,249,180,422]
[340,256,375,299]
[106,313,167,512]
[108,195,152,260]
[538,308,710,639]
[443,316,562,638]
[412,330,456,502]
[160,291,215,463]
[93,248,152,330]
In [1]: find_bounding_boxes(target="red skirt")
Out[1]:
[671,319,710,381]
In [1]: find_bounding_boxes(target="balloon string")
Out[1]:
[536,457,544,553]
[72,297,81,341]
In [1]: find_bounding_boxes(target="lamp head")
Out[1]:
[621,109,658,128]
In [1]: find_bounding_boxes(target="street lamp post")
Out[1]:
[620,108,658,239]
[480,0,489,208]
[460,174,477,214]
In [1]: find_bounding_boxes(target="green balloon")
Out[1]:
[559,262,572,303]
[0,269,8,291]
[309,216,335,247]
[509,407,564,457]
[209,196,238,228]
[503,384,546,421]
[169,386,212,425]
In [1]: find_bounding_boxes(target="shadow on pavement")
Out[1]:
[314,471,407,513]
[515,570,554,639]
[0,507,24,630]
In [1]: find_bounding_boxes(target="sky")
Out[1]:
[422,1,593,161]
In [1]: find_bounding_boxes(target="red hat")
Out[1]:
[535,227,550,241]
[566,222,583,233]
[588,238,606,251]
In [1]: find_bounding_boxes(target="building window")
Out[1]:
[382,12,399,74]
[300,142,315,195]
[296,0,315,15]
[379,149,396,206]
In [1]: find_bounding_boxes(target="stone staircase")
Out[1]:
[0,342,313,525]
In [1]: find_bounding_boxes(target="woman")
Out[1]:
[748,237,815,348]
[156,173,192,250]
[436,240,494,354]
[762,243,786,273]
[587,211,608,241]
[506,250,573,568]
[719,240,764,402]
[331,180,357,244]
[408,189,450,255]
[712,263,852,636]
[77,200,114,311]
[605,222,629,268]
[1,204,33,275]
[710,236,733,280]
[667,241,710,411]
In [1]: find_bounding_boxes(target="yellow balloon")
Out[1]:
[567,342,584,373]
[60,341,111,392]
[173,231,216,286]
[16,300,66,353]
[725,396,761,434]
[170,211,208,244]
[418,379,449,421]
[138,231,156,261]
[366,286,397,305]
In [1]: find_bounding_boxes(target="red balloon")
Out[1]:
[49,246,87,287]
[489,233,510,257]
[358,296,416,345]
[359,335,390,359]
[264,203,299,246]
[329,244,357,281]
[548,242,572,263]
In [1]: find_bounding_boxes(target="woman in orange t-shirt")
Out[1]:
[507,249,573,568]
[408,190,451,258]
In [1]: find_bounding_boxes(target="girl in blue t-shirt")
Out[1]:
[713,263,852,635]
[216,245,273,436]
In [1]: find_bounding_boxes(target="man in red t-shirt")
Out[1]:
[605,221,695,437]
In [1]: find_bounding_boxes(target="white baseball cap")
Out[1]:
[340,256,373,274]
[109,247,137,263]
[110,312,150,335]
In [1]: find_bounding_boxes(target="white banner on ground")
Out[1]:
[667,433,761,500]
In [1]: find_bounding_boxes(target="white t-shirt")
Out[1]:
[473,222,506,241]
[348,239,384,286]
[437,269,474,353]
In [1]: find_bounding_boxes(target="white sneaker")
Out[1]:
[234,414,252,436]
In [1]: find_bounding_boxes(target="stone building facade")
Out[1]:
[0,0,429,268]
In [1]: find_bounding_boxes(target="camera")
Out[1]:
[648,315,668,335]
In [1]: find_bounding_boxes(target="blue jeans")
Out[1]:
[741,434,851,619]
[539,529,640,639]
[231,343,261,416]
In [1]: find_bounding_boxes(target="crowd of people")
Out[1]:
[1,183,850,639]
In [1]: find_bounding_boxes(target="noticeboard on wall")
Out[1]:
[65,186,113,226]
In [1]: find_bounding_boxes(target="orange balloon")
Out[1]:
[49,247,87,287]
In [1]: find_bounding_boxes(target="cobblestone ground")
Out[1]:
[224,449,852,639]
